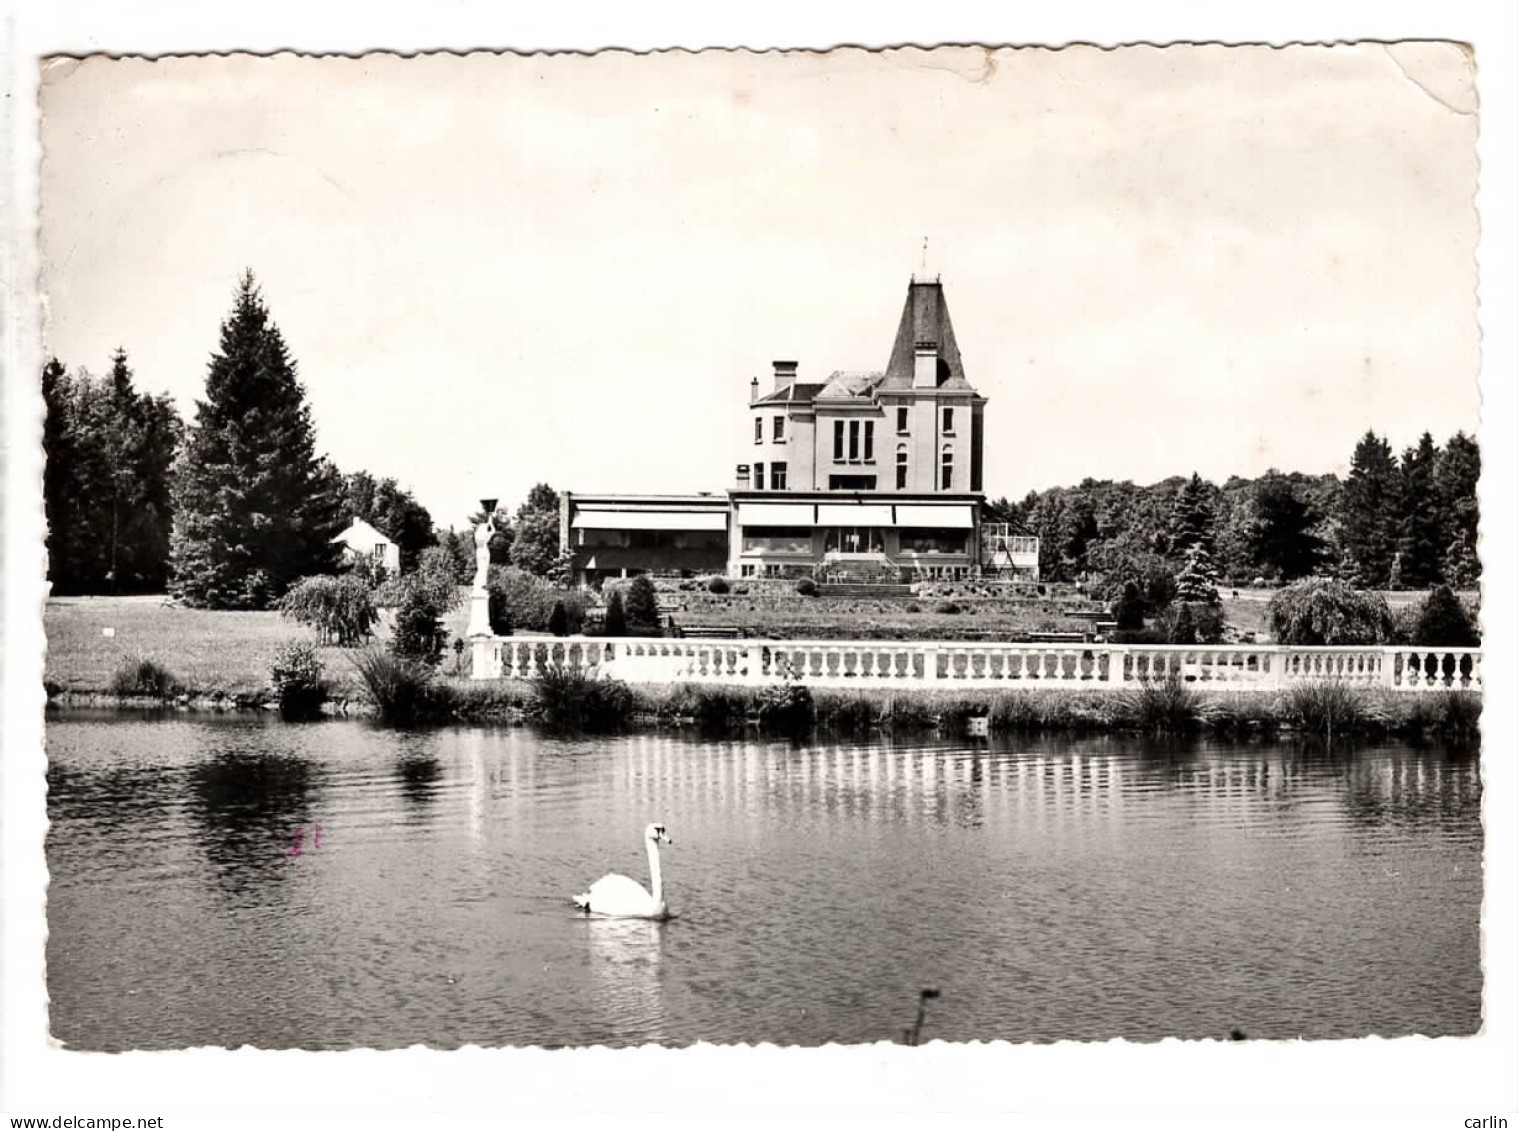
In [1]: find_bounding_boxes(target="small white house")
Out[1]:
[332,516,400,575]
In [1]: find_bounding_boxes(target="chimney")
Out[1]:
[773,360,798,393]
[913,341,938,389]
[750,375,760,404]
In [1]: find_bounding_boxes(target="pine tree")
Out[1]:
[1435,431,1480,585]
[41,358,82,591]
[1393,433,1443,589]
[1337,431,1399,587]
[1174,543,1221,605]
[1246,471,1326,581]
[41,355,181,593]
[170,271,343,608]
[1168,473,1216,556]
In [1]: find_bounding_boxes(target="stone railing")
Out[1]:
[471,636,1481,693]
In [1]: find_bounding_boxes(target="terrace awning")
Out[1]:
[737,502,817,526]
[817,503,894,525]
[572,509,727,531]
[893,504,976,529]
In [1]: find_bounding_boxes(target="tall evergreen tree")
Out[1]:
[170,271,343,608]
[1394,432,1443,589]
[1174,543,1221,605]
[1168,473,1216,556]
[41,358,82,590]
[1336,430,1399,587]
[41,354,181,593]
[1435,431,1481,586]
[1246,471,1326,581]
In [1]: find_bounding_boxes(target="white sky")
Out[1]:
[38,43,1479,529]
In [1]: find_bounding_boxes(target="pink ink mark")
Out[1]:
[285,823,325,858]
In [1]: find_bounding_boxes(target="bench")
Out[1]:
[678,624,745,639]
[1025,631,1090,644]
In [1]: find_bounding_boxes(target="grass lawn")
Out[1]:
[43,594,479,699]
[44,586,1465,701]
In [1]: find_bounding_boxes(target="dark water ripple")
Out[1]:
[44,711,1482,1049]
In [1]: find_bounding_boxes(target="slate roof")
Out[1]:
[880,279,974,392]
[753,278,978,405]
[816,370,884,400]
[754,381,827,405]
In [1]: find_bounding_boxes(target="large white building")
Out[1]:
[558,276,1038,585]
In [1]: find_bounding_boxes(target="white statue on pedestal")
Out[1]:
[473,514,493,591]
[467,510,496,637]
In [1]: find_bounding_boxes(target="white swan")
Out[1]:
[573,822,673,919]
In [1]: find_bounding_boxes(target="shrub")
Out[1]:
[757,680,815,735]
[624,575,660,632]
[1268,579,1393,645]
[268,640,327,720]
[904,602,922,614]
[548,600,570,636]
[935,601,963,615]
[706,575,731,595]
[795,577,818,597]
[1112,580,1146,631]
[1123,673,1202,734]
[1283,680,1369,741]
[487,566,586,633]
[603,591,628,637]
[1166,601,1224,645]
[109,655,182,698]
[1436,690,1482,743]
[351,648,452,726]
[374,546,464,613]
[391,585,445,665]
[1400,585,1480,647]
[278,574,378,646]
[530,664,636,731]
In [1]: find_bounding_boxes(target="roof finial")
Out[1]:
[921,236,929,277]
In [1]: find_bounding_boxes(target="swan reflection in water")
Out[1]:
[579,914,670,1042]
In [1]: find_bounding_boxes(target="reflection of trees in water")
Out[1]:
[396,754,443,809]
[600,731,1481,837]
[187,751,318,896]
[45,763,176,825]
[1336,746,1482,831]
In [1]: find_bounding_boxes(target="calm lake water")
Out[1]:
[45,710,1483,1050]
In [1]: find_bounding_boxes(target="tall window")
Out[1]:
[754,417,763,444]
[771,461,788,490]
[896,405,909,433]
[943,407,955,434]
[864,420,875,462]
[896,446,908,490]
[848,420,860,461]
[773,415,786,442]
[941,448,953,490]
[833,420,845,460]
[754,462,765,490]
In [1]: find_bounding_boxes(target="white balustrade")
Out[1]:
[471,635,1481,694]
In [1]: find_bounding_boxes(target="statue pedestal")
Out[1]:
[466,585,492,638]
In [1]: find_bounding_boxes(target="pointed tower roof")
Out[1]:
[880,277,974,392]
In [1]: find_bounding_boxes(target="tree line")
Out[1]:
[43,270,569,608]
[989,428,1481,596]
[45,269,1480,611]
